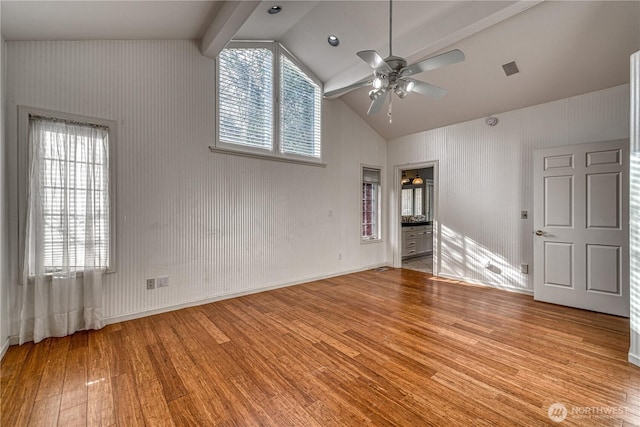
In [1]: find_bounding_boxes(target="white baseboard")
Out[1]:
[629,351,640,368]
[2,263,390,349]
[105,262,390,325]
[435,272,534,296]
[0,337,10,360]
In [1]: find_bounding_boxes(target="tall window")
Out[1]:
[19,107,114,344]
[23,112,114,273]
[216,41,322,162]
[218,47,273,150]
[362,167,382,241]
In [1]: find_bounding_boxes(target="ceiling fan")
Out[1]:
[324,0,465,117]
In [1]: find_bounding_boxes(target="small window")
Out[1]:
[402,187,424,216]
[362,167,382,241]
[216,42,322,163]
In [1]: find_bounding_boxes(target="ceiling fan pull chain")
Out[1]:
[388,96,393,124]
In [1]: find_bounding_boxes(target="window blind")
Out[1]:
[362,167,381,184]
[218,48,273,150]
[280,55,322,158]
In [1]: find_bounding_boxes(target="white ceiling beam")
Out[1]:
[200,1,261,59]
[323,0,544,98]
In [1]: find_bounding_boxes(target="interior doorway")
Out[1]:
[396,164,436,274]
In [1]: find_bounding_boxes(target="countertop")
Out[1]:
[401,222,431,227]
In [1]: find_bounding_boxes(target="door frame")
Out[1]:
[393,160,439,272]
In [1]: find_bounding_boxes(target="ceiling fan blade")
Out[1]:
[323,79,372,99]
[400,49,465,77]
[405,79,447,99]
[367,91,388,115]
[357,50,392,73]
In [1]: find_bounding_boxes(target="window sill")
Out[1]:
[361,238,383,245]
[209,146,326,168]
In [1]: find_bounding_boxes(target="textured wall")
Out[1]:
[5,40,387,335]
[630,51,639,366]
[1,35,9,355]
[388,84,630,292]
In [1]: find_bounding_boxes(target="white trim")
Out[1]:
[629,351,640,367]
[436,272,535,296]
[5,263,389,347]
[0,337,10,360]
[361,163,383,243]
[103,263,389,325]
[208,146,326,167]
[361,238,383,245]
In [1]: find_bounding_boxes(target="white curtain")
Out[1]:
[20,117,109,344]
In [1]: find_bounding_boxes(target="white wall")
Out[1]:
[1,34,10,356]
[5,40,387,336]
[388,84,630,292]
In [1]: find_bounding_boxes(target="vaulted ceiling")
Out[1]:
[2,1,639,139]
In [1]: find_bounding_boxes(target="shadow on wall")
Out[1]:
[440,224,528,291]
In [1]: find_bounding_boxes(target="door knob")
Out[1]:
[535,230,544,236]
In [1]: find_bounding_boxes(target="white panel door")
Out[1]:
[533,140,629,316]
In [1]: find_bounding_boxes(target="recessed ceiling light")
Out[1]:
[327,35,340,47]
[268,5,282,14]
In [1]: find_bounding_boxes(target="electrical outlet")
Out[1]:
[157,276,170,288]
[146,278,156,290]
[520,263,529,274]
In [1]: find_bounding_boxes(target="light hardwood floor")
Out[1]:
[2,268,639,426]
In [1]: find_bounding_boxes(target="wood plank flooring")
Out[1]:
[2,268,639,426]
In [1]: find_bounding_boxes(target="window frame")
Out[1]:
[214,41,324,165]
[361,165,383,244]
[18,106,118,275]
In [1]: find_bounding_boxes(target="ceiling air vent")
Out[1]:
[502,61,520,76]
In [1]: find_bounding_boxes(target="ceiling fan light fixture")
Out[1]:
[369,87,385,100]
[405,80,415,92]
[372,77,388,90]
[268,5,282,14]
[394,87,407,99]
[327,35,340,47]
[394,79,414,98]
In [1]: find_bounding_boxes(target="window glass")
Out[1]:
[218,47,273,150]
[280,55,321,158]
[217,42,322,162]
[362,167,381,240]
